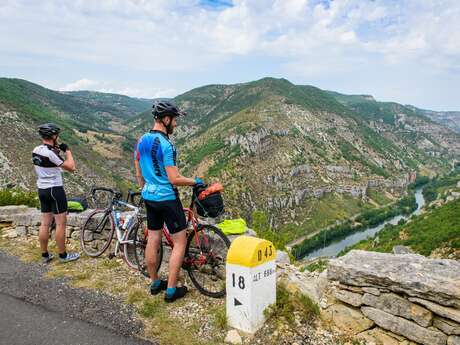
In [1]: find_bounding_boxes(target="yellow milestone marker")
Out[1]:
[226,236,277,333]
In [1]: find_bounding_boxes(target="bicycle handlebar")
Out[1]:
[126,189,141,204]
[91,187,122,201]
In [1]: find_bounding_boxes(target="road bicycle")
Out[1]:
[79,187,146,270]
[133,189,230,298]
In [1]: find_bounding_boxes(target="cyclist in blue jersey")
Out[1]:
[134,100,203,302]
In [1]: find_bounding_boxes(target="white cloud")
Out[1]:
[0,0,459,108]
[61,78,98,91]
[60,78,176,98]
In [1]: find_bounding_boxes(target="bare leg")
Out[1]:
[167,229,187,288]
[54,212,67,254]
[145,230,162,281]
[39,213,53,253]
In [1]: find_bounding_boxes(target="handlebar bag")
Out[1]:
[195,183,224,218]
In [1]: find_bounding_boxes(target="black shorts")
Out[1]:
[38,186,68,214]
[144,198,186,234]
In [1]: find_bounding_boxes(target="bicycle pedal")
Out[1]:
[108,253,115,259]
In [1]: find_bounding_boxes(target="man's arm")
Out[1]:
[134,159,145,188]
[60,150,76,172]
[49,147,75,172]
[165,166,196,186]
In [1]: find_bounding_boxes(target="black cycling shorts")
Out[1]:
[144,198,186,234]
[38,186,68,214]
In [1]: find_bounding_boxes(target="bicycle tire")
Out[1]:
[133,220,163,277]
[80,209,115,257]
[122,221,142,270]
[185,224,230,298]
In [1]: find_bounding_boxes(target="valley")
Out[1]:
[1,77,459,248]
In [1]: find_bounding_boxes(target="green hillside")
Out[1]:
[65,90,151,118]
[0,78,144,192]
[0,78,149,132]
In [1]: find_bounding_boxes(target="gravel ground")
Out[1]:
[0,250,156,344]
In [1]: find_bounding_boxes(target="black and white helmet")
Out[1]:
[38,123,60,138]
[152,100,186,119]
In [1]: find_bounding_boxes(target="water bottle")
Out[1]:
[115,211,121,228]
[123,214,134,230]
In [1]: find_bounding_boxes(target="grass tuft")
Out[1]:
[211,305,227,330]
[126,289,146,304]
[264,283,320,324]
[139,299,161,318]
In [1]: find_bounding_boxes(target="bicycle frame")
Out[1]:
[155,206,211,268]
[110,199,140,257]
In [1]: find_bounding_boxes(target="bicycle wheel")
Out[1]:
[80,209,115,257]
[185,224,230,298]
[133,219,163,277]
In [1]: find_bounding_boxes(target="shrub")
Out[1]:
[301,259,328,273]
[0,188,39,208]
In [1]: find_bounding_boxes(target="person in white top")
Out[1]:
[32,123,80,263]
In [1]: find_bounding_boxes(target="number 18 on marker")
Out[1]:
[226,236,276,333]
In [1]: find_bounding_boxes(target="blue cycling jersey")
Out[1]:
[135,130,178,202]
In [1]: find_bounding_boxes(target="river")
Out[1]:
[302,188,425,260]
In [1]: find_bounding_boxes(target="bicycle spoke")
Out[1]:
[80,210,114,257]
[186,224,230,298]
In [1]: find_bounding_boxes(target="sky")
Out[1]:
[1,0,459,110]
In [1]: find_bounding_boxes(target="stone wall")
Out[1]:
[324,250,460,345]
[0,205,94,241]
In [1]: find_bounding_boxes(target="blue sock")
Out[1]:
[151,279,161,288]
[166,287,176,297]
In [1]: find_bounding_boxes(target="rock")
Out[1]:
[71,230,80,240]
[362,287,381,296]
[0,205,33,221]
[393,245,414,254]
[224,329,242,344]
[334,289,363,307]
[5,229,18,238]
[11,210,42,227]
[328,250,460,308]
[279,264,323,303]
[361,307,447,345]
[357,327,400,345]
[67,209,94,227]
[324,303,374,334]
[0,205,30,214]
[276,250,290,264]
[448,336,460,345]
[362,293,433,327]
[227,228,257,243]
[246,228,257,237]
[316,270,329,300]
[15,226,27,236]
[338,283,364,293]
[409,297,460,324]
[399,341,419,345]
[28,226,39,236]
[434,317,460,335]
